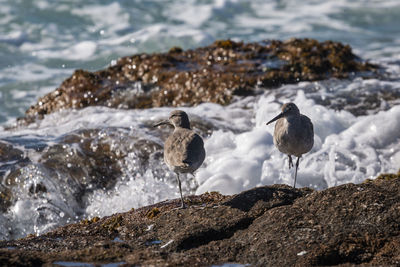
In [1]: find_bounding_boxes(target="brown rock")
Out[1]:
[19,39,378,125]
[1,174,399,266]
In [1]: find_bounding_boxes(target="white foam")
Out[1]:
[237,1,350,34]
[0,63,69,83]
[71,2,130,34]
[61,41,97,60]
[2,87,399,195]
[5,164,81,239]
[1,84,399,240]
[167,1,213,28]
[196,90,400,194]
[113,24,211,52]
[86,170,178,217]
[34,41,97,60]
[0,31,28,46]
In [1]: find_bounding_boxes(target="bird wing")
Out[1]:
[182,133,205,167]
[300,115,314,140]
[164,128,205,172]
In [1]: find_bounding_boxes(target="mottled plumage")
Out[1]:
[154,110,205,208]
[266,103,314,188]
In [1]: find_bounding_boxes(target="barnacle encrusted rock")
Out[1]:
[20,38,377,124]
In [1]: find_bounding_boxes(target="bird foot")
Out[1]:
[172,203,187,210]
[171,205,187,210]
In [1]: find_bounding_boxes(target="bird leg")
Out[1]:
[293,157,301,188]
[288,155,294,169]
[176,173,186,209]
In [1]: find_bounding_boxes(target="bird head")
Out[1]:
[153,110,191,129]
[266,102,300,125]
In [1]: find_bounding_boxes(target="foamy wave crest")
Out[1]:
[196,90,400,194]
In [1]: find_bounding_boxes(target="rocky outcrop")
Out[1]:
[19,38,378,125]
[1,172,399,266]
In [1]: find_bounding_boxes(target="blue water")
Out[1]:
[1,0,400,124]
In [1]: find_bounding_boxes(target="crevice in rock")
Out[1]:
[315,248,373,266]
[223,186,310,212]
[176,217,253,251]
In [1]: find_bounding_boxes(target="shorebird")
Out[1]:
[154,110,205,208]
[266,103,314,188]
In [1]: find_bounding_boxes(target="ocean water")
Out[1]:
[0,0,400,240]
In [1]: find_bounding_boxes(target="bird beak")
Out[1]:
[153,120,171,127]
[266,112,284,125]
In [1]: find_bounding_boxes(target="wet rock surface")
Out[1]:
[0,141,30,212]
[19,38,379,125]
[0,119,214,239]
[0,127,163,220]
[1,173,399,266]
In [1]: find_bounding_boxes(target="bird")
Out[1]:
[154,110,205,208]
[266,103,314,188]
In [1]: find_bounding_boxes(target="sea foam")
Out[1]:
[197,90,400,194]
[0,85,399,239]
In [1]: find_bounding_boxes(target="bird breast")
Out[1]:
[273,115,314,157]
[164,128,205,173]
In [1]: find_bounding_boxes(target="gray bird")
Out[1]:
[154,110,206,208]
[266,103,314,188]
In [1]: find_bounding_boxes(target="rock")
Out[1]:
[1,173,399,266]
[0,142,30,212]
[19,39,378,125]
[0,126,164,210]
[0,111,220,239]
[0,127,164,227]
